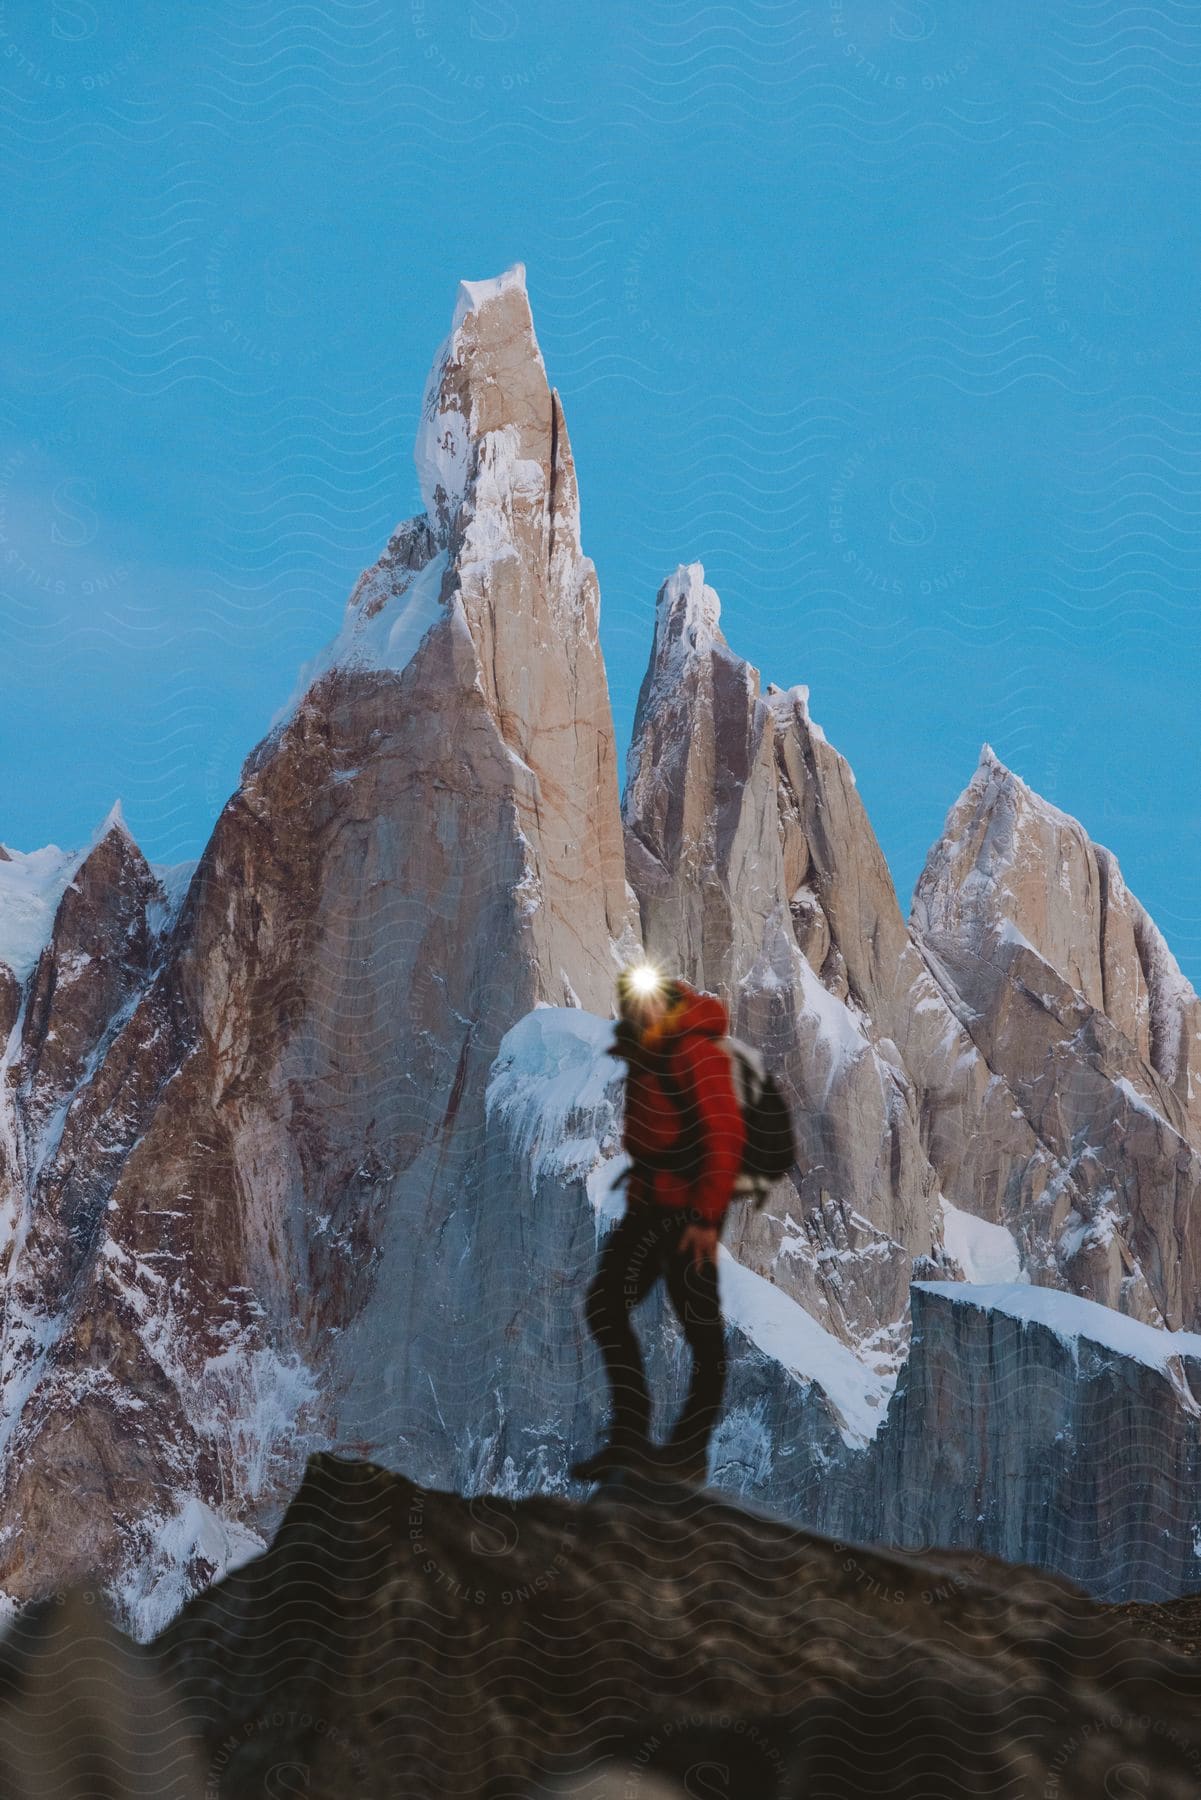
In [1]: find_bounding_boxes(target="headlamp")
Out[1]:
[627,963,662,998]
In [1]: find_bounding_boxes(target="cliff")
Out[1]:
[841,1280,1201,1604]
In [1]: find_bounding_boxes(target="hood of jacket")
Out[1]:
[642,981,729,1051]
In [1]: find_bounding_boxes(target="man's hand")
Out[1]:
[679,1223,719,1270]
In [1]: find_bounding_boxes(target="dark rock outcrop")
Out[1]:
[14,807,162,1162]
[0,1592,205,1799]
[151,1453,1201,1799]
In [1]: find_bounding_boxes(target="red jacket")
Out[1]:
[619,983,746,1226]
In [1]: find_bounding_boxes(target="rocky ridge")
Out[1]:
[7,1460,1201,1798]
[149,1453,1201,1799]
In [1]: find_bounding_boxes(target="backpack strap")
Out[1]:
[639,1039,705,1180]
[654,1041,685,1108]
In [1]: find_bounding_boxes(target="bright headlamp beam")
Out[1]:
[628,964,661,997]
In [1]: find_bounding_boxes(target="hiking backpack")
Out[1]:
[721,1037,798,1202]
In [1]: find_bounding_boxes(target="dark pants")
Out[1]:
[585,1198,728,1462]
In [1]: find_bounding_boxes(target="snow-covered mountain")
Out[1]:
[3,265,1201,1631]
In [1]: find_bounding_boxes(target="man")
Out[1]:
[572,966,746,1487]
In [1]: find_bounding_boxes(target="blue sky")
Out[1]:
[1,2,1199,976]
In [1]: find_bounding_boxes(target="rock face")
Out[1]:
[412,263,638,1011]
[3,268,1201,1636]
[830,1282,1201,1603]
[6,807,165,1253]
[914,747,1201,1328]
[623,567,922,1365]
[0,825,173,1201]
[153,1453,1201,1800]
[623,565,1201,1358]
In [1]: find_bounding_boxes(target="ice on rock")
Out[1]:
[940,1199,1026,1286]
[451,261,531,332]
[269,543,449,735]
[485,1006,622,1182]
[794,949,873,1101]
[415,393,471,543]
[766,681,829,748]
[115,1494,266,1642]
[0,801,141,984]
[0,843,83,984]
[1113,1074,1174,1130]
[415,262,540,538]
[719,1249,895,1447]
[147,858,198,937]
[917,1279,1201,1376]
[655,563,722,665]
[91,798,134,845]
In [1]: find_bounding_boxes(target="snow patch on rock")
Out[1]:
[0,802,138,984]
[793,948,872,1100]
[115,1494,265,1643]
[720,1249,895,1447]
[101,1230,320,1551]
[1113,1073,1174,1131]
[767,680,830,749]
[485,1006,623,1183]
[270,544,448,736]
[188,1344,321,1504]
[415,385,471,541]
[653,563,722,671]
[916,1280,1201,1375]
[940,1199,1026,1285]
[147,859,198,937]
[0,843,81,984]
[1057,1196,1122,1262]
[452,261,530,332]
[454,425,547,580]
